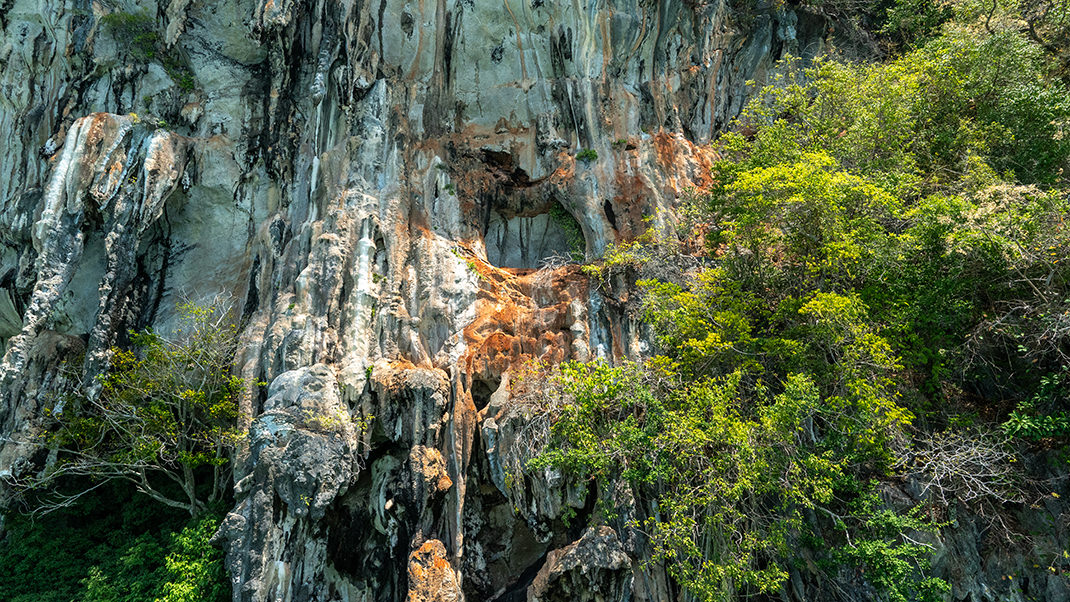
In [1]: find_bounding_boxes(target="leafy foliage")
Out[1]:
[20,300,245,515]
[576,148,599,162]
[709,19,1070,434]
[101,12,196,91]
[0,483,228,602]
[831,491,950,602]
[101,12,158,61]
[1003,366,1070,440]
[529,361,939,601]
[880,0,954,47]
[730,27,1070,188]
[548,203,587,261]
[535,6,1069,600]
[153,514,230,602]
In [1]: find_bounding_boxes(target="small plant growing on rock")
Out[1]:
[162,54,196,92]
[467,259,488,281]
[301,408,351,433]
[451,247,487,281]
[549,203,586,261]
[101,11,196,92]
[576,148,598,163]
[101,12,158,60]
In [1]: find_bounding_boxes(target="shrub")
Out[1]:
[831,491,950,602]
[101,12,196,91]
[101,13,158,61]
[528,17,1070,599]
[731,28,1070,190]
[548,203,586,261]
[156,515,230,602]
[575,148,598,162]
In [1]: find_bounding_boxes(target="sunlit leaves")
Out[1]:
[34,299,245,515]
[533,359,912,601]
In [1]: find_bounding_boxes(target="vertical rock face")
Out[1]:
[0,0,827,600]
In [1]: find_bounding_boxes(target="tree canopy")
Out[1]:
[15,299,244,516]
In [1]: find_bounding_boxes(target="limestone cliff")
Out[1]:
[1,1,1061,601]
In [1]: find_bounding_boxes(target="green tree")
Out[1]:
[155,514,230,602]
[526,360,939,602]
[730,25,1069,190]
[23,299,244,515]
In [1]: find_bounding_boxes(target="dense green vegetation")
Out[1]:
[19,301,244,516]
[1,302,238,600]
[0,483,228,602]
[533,1,1070,600]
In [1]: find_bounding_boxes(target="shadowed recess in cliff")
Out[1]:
[470,374,501,411]
[484,203,585,270]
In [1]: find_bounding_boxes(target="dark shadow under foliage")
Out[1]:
[0,481,230,602]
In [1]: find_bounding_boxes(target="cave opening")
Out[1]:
[470,374,502,411]
[603,199,617,231]
[483,202,585,270]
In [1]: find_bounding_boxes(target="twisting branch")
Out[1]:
[897,429,1025,509]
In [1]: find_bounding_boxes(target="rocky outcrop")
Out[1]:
[220,364,361,600]
[5,1,1063,602]
[408,539,464,602]
[0,112,194,479]
[528,526,632,602]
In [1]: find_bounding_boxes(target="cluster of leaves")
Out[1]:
[966,0,1070,80]
[161,55,196,92]
[581,220,703,290]
[0,483,228,602]
[100,13,158,61]
[1003,366,1070,440]
[83,512,229,602]
[530,361,941,602]
[730,33,1069,191]
[22,300,245,516]
[829,491,950,602]
[575,148,599,163]
[100,12,196,91]
[879,0,955,47]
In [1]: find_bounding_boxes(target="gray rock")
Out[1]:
[529,526,633,602]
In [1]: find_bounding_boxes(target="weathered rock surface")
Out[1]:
[528,526,632,602]
[0,0,1065,601]
[222,363,362,600]
[408,539,464,602]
